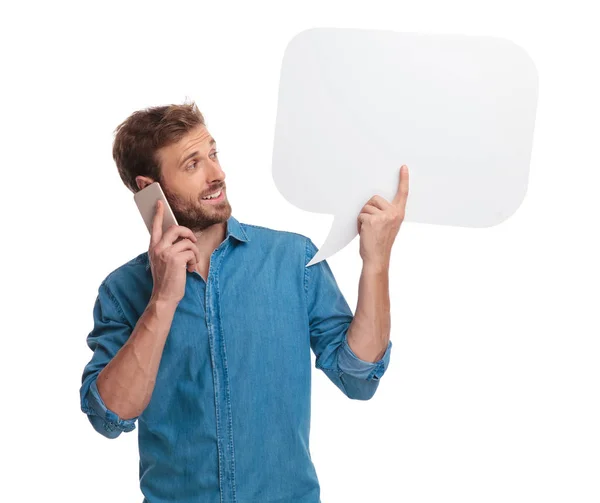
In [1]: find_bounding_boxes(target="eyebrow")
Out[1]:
[178,138,217,169]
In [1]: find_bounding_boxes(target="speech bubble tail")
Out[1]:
[306,216,358,267]
[306,252,325,268]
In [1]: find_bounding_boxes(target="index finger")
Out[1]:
[392,164,409,208]
[150,200,163,247]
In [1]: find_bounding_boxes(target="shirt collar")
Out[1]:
[226,215,250,243]
[144,215,249,271]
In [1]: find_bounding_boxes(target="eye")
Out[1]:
[186,151,218,171]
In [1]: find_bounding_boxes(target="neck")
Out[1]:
[193,221,227,256]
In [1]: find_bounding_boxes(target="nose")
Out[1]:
[207,158,226,183]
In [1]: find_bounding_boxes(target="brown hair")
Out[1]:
[112,102,205,193]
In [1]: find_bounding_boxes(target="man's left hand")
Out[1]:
[357,165,409,270]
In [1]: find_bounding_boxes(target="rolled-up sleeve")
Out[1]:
[304,238,392,400]
[80,281,138,439]
[338,335,392,381]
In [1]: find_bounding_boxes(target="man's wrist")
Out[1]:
[148,296,179,317]
[361,258,390,276]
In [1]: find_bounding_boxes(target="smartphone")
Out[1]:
[134,182,178,237]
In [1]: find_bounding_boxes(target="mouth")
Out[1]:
[201,188,226,204]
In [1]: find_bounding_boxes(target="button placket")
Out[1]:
[205,240,237,503]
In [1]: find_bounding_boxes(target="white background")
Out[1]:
[1,1,599,502]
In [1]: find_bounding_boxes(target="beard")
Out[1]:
[160,179,232,233]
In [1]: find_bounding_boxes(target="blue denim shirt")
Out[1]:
[80,216,392,503]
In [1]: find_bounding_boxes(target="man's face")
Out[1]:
[155,125,231,233]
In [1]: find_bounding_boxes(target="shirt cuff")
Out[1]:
[338,336,392,381]
[85,379,138,433]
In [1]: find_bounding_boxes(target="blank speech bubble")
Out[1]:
[271,28,539,266]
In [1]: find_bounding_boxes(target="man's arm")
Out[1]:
[80,281,177,438]
[347,164,409,362]
[345,264,390,363]
[95,295,177,420]
[81,201,202,437]
[305,165,407,400]
[305,239,392,401]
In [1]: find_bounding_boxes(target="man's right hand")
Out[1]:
[148,200,201,306]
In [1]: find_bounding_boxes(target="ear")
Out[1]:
[135,175,155,191]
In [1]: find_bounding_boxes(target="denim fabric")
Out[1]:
[80,216,392,503]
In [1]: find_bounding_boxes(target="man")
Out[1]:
[79,102,409,503]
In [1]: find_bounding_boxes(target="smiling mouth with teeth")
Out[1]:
[201,189,224,201]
